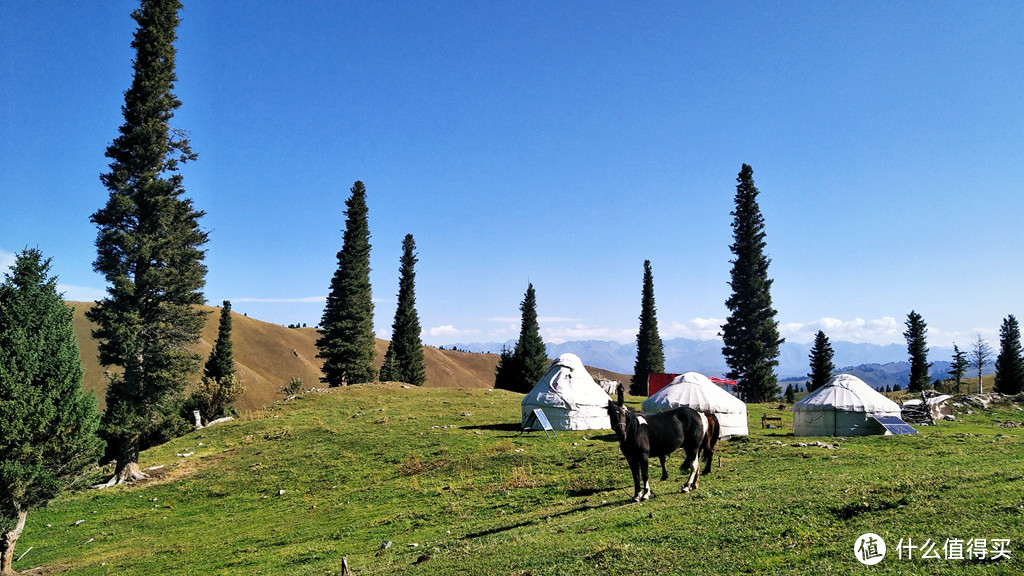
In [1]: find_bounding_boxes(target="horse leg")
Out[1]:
[639,453,652,501]
[702,415,720,476]
[680,447,699,493]
[659,454,669,481]
[629,458,643,502]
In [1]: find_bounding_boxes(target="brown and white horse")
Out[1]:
[607,402,720,502]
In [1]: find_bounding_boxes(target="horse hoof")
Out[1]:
[681,486,692,493]
[632,496,642,503]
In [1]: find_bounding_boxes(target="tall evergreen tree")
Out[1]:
[187,301,243,425]
[317,181,377,386]
[88,0,208,486]
[807,330,835,393]
[721,164,784,402]
[904,310,931,392]
[514,283,548,389]
[1,250,104,573]
[994,315,1024,395]
[379,234,425,386]
[494,283,547,393]
[204,301,235,382]
[949,344,969,394]
[631,260,665,395]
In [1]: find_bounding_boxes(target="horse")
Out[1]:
[606,402,720,502]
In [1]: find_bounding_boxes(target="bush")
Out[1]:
[283,377,304,396]
[185,375,245,426]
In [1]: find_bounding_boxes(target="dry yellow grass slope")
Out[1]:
[69,302,512,413]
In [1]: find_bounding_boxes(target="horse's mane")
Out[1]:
[609,403,645,443]
[623,406,645,441]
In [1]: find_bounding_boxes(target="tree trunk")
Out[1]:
[0,508,28,576]
[95,436,148,488]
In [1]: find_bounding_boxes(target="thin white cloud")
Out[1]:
[0,249,15,271]
[779,317,903,345]
[59,284,107,302]
[662,318,727,341]
[542,324,635,344]
[426,324,482,338]
[232,296,326,303]
[486,316,583,324]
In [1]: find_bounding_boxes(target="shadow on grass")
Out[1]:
[460,423,523,437]
[462,423,522,432]
[459,423,619,440]
[461,497,626,540]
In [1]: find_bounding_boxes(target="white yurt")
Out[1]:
[793,374,902,436]
[521,353,612,431]
[641,372,749,437]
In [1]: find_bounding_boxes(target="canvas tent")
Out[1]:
[521,353,612,431]
[793,374,903,436]
[641,372,749,437]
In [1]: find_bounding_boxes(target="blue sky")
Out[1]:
[2,1,1022,350]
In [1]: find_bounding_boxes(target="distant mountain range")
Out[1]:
[450,338,981,390]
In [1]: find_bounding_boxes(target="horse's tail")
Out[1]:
[702,412,721,475]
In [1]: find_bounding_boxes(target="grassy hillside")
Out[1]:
[13,386,1024,575]
[69,302,628,412]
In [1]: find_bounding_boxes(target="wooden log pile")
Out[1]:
[900,402,933,425]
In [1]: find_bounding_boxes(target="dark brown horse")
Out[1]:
[607,402,720,502]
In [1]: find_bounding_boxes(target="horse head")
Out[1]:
[606,401,629,440]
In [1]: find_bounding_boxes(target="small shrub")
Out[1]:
[283,377,304,396]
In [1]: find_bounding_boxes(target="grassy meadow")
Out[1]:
[14,384,1024,575]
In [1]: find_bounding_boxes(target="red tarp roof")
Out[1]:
[647,373,737,396]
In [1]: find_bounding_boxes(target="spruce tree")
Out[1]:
[631,260,665,395]
[784,383,795,404]
[379,234,426,386]
[88,0,208,486]
[514,283,548,390]
[949,344,969,394]
[494,284,547,393]
[807,330,835,393]
[721,164,784,402]
[994,315,1024,395]
[204,301,236,382]
[317,181,377,386]
[493,345,519,392]
[904,310,931,392]
[187,301,243,425]
[378,346,397,383]
[1,250,104,573]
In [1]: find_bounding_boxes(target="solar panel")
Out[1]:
[871,415,918,435]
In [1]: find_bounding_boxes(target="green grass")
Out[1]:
[15,385,1024,575]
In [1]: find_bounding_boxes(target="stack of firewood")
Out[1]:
[900,402,933,424]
